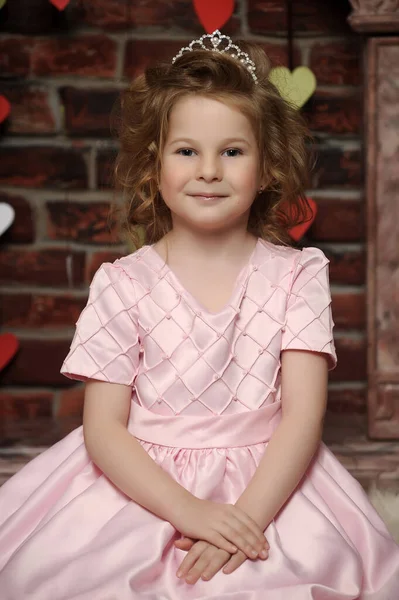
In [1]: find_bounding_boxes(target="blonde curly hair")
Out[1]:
[112,40,312,249]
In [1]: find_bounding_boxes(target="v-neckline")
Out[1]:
[145,238,260,317]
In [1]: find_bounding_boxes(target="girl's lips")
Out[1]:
[189,194,227,198]
[190,195,228,203]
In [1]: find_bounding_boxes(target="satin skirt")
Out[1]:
[0,400,398,599]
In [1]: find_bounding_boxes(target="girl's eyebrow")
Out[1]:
[168,137,250,147]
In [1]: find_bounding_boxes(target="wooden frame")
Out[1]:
[348,1,399,32]
[366,37,399,438]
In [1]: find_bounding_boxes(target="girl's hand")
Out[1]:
[175,538,231,584]
[174,537,268,584]
[172,497,268,559]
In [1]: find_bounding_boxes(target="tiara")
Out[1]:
[171,30,258,84]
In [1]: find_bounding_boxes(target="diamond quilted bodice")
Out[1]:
[61,239,337,416]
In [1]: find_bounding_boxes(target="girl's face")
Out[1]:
[159,95,262,233]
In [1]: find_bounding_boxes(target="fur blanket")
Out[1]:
[368,485,399,544]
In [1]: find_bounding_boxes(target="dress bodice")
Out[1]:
[61,239,336,416]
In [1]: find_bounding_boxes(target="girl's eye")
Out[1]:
[177,149,195,157]
[223,148,243,157]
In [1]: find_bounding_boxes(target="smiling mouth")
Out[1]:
[189,194,227,199]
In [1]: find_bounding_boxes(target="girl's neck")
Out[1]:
[162,228,258,264]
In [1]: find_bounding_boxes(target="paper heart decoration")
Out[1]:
[0,95,11,124]
[0,203,15,237]
[49,0,70,10]
[0,333,19,372]
[269,66,316,109]
[288,197,317,241]
[193,0,234,33]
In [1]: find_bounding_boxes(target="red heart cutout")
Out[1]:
[288,197,317,241]
[49,0,70,10]
[193,0,234,33]
[0,333,19,372]
[0,95,11,124]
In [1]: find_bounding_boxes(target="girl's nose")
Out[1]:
[196,156,222,182]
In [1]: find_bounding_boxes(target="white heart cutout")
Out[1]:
[0,203,15,237]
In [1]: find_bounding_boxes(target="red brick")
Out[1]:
[57,387,84,419]
[87,251,124,282]
[0,146,88,189]
[0,293,86,328]
[61,87,121,137]
[331,337,367,382]
[124,40,190,79]
[326,249,365,286]
[0,84,56,134]
[248,0,352,34]
[247,0,286,32]
[327,387,366,414]
[0,418,61,447]
[293,0,352,34]
[309,199,365,242]
[46,201,119,244]
[0,249,85,287]
[78,0,239,33]
[259,43,301,68]
[331,292,366,330]
[55,391,84,436]
[1,0,58,34]
[0,37,32,77]
[57,416,83,439]
[96,148,117,189]
[32,35,117,77]
[0,339,73,386]
[313,149,363,189]
[0,192,34,244]
[310,41,362,86]
[0,391,55,447]
[303,91,362,135]
[323,414,367,445]
[0,391,53,421]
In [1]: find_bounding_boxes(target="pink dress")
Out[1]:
[0,238,398,599]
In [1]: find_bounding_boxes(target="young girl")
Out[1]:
[0,30,398,599]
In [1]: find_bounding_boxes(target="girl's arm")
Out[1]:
[83,380,193,523]
[83,380,268,558]
[234,350,328,529]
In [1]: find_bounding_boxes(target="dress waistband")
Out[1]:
[127,401,282,449]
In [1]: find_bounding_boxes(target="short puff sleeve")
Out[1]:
[61,263,140,385]
[281,247,337,370]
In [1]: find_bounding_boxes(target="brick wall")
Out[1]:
[0,0,365,444]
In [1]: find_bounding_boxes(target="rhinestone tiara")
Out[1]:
[171,30,258,84]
